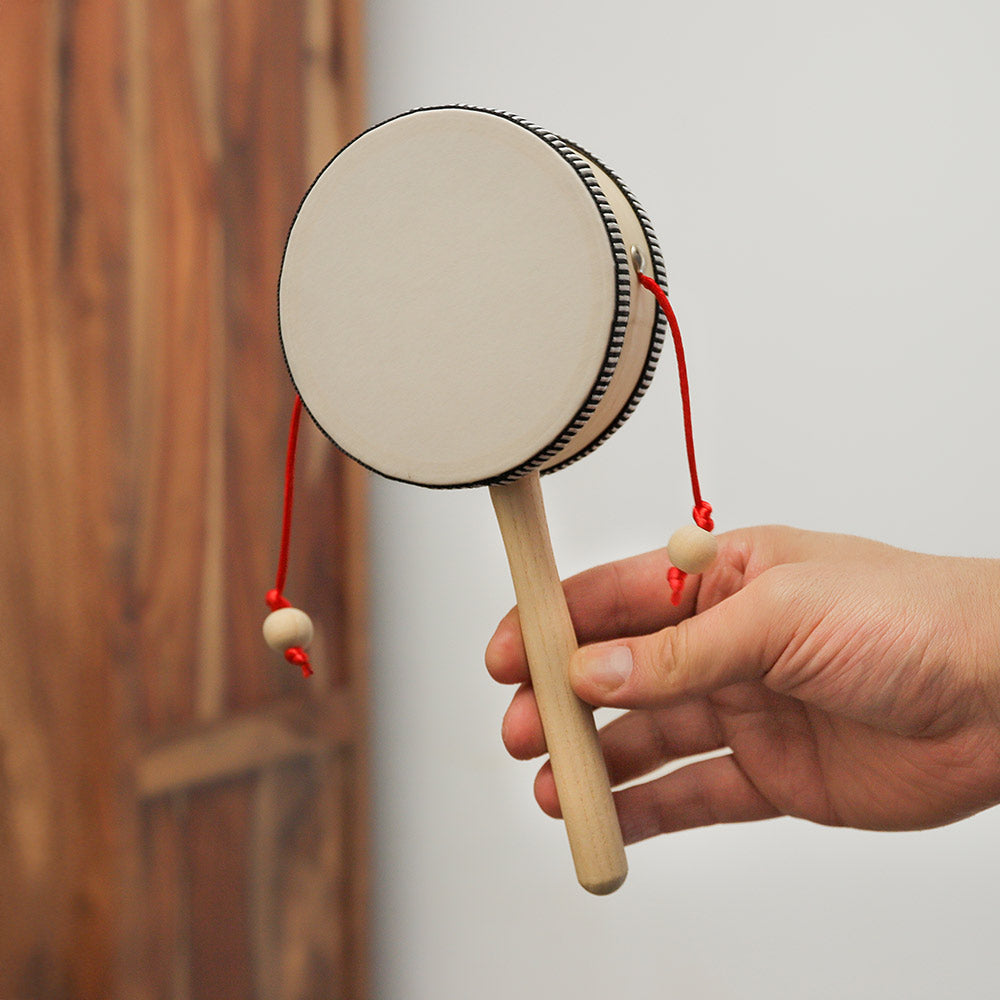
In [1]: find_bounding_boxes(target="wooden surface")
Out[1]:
[490,473,627,894]
[0,1,369,997]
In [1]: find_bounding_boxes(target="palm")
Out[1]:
[704,681,994,831]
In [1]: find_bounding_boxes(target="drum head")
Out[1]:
[279,106,662,488]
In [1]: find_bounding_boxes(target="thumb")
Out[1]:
[569,576,786,708]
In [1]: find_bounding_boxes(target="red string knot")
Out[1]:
[693,501,714,532]
[667,566,687,606]
[285,647,313,678]
[266,588,291,612]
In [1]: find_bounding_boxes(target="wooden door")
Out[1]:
[0,2,370,997]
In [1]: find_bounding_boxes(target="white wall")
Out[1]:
[364,2,1000,996]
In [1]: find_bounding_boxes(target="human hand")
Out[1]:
[485,526,1000,844]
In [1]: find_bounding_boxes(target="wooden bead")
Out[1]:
[263,606,314,652]
[667,523,718,575]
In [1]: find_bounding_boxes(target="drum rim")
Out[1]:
[538,137,669,478]
[278,104,654,488]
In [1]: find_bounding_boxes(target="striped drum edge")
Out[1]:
[278,105,668,489]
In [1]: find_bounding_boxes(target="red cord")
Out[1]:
[275,394,303,597]
[637,271,715,606]
[265,395,313,677]
[638,273,714,532]
[667,567,686,606]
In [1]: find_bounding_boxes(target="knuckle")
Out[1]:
[643,624,689,699]
[606,559,633,634]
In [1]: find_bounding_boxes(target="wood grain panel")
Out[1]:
[0,5,64,994]
[59,3,131,992]
[135,692,354,798]
[252,758,349,1000]
[0,0,369,995]
[0,1,128,996]
[131,0,216,735]
[187,778,256,998]
[143,795,191,999]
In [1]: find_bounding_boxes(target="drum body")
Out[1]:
[279,105,668,488]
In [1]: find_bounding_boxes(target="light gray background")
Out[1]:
[364,2,1000,996]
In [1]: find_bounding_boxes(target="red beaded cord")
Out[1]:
[636,271,715,606]
[265,394,313,677]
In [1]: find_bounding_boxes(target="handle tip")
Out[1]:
[580,865,628,896]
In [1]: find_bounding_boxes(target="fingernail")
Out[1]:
[576,645,633,691]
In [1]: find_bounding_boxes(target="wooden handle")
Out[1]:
[490,472,627,895]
